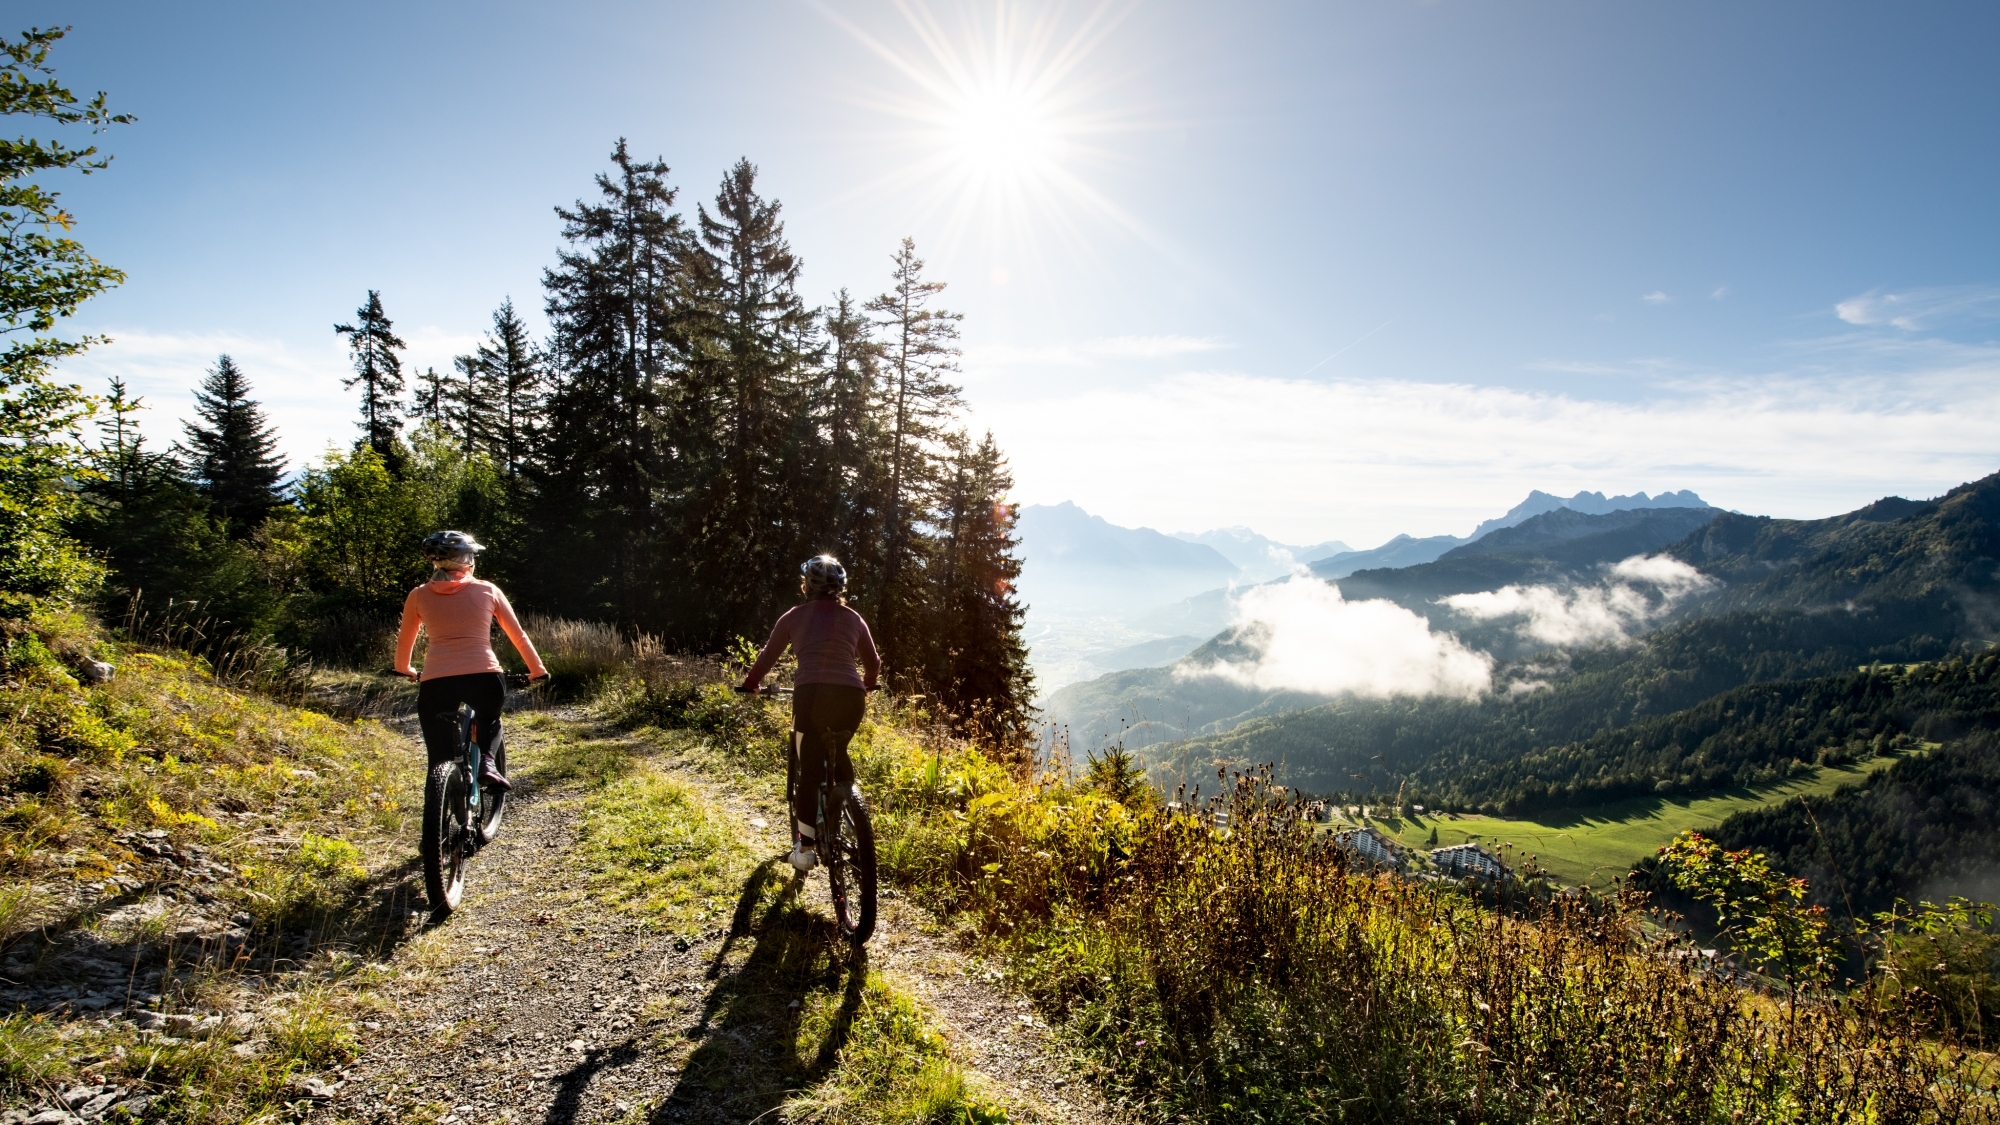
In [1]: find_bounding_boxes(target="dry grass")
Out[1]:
[590,657,2000,1123]
[0,608,429,1121]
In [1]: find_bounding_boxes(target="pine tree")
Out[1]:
[534,140,688,625]
[78,379,274,629]
[806,289,891,610]
[175,354,286,536]
[476,298,541,474]
[334,290,407,456]
[864,239,964,671]
[926,432,1035,753]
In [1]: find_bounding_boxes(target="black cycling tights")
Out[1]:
[417,672,506,768]
[791,683,865,836]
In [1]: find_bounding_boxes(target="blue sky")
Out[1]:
[35,0,2000,545]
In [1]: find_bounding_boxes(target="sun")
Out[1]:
[947,88,1057,176]
[817,0,1146,273]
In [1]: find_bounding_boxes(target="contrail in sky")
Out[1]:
[1299,321,1392,379]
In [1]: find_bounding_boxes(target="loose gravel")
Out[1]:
[333,712,1119,1125]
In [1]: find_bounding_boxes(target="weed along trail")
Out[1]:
[335,706,1117,1125]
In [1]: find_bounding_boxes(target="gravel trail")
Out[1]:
[333,712,1117,1125]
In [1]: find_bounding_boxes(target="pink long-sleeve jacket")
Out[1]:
[395,576,549,682]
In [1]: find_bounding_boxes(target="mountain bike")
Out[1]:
[742,684,878,944]
[396,671,537,920]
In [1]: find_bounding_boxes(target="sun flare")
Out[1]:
[821,0,1145,274]
[947,89,1057,175]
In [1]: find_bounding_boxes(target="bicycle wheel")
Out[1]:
[825,785,877,944]
[476,733,508,845]
[421,759,470,918]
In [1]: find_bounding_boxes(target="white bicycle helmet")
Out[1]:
[801,554,847,597]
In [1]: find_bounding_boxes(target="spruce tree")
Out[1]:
[447,353,497,457]
[864,239,964,671]
[475,298,541,473]
[334,290,407,456]
[927,432,1035,753]
[98,376,145,499]
[535,140,688,625]
[175,354,286,536]
[806,290,891,612]
[683,158,814,635]
[409,364,448,430]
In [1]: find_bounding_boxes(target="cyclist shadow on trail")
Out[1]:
[645,857,870,1124]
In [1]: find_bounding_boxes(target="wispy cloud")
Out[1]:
[974,339,2000,546]
[1440,555,1716,647]
[1711,285,1730,300]
[966,334,1227,370]
[1835,285,2000,331]
[1178,574,1493,700]
[1086,334,1226,358]
[1642,291,1670,304]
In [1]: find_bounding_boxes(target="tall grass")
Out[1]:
[596,655,1997,1122]
[119,591,313,700]
[868,748,1996,1121]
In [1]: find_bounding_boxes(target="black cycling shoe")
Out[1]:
[478,762,513,793]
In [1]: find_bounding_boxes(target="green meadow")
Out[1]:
[1361,754,1901,887]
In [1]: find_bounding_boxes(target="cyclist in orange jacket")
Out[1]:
[394,531,549,792]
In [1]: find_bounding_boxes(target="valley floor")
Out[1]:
[1363,755,1900,886]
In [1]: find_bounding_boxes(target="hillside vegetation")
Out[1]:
[598,656,2000,1122]
[1713,729,2000,914]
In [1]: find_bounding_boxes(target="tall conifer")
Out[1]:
[176,354,286,535]
[476,298,541,474]
[927,432,1035,752]
[535,141,688,624]
[684,158,813,634]
[334,290,407,456]
[864,240,963,669]
[409,364,448,429]
[447,353,497,457]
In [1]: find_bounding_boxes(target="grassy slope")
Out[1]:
[1367,756,1900,886]
[0,611,427,1123]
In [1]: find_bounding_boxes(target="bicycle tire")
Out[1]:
[421,759,470,919]
[476,734,508,845]
[826,785,877,944]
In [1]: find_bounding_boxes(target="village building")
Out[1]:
[1431,842,1508,881]
[1334,826,1404,869]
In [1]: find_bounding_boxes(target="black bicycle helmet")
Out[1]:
[801,554,847,597]
[421,530,485,568]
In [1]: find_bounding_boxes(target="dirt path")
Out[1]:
[333,711,1118,1125]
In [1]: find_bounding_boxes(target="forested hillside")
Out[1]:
[1710,728,2000,914]
[1155,477,2000,791]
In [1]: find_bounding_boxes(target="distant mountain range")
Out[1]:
[1040,472,2000,914]
[1015,502,1239,617]
[1169,528,1352,582]
[1044,502,1724,749]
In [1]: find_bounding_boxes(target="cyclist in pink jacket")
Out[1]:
[394,531,549,792]
[740,554,881,873]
